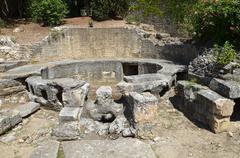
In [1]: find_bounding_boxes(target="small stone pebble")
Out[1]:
[227,131,234,137]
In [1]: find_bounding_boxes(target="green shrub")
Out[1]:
[0,18,5,28]
[91,0,109,21]
[92,0,129,21]
[191,0,240,45]
[27,0,68,26]
[129,0,163,18]
[213,41,237,66]
[128,0,196,36]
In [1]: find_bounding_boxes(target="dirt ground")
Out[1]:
[0,17,126,45]
[0,105,58,158]
[0,89,240,158]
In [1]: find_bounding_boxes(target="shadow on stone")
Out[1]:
[169,95,211,131]
[230,99,240,121]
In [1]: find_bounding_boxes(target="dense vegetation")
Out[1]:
[26,0,68,26]
[129,0,239,44]
[191,0,240,45]
[91,0,129,21]
[0,0,239,48]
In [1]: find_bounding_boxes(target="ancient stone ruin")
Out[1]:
[0,24,239,158]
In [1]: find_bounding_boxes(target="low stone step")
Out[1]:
[0,79,25,96]
[59,107,82,122]
[62,139,156,158]
[15,102,40,118]
[124,73,173,83]
[209,78,240,99]
[117,80,169,94]
[0,109,22,135]
[196,90,235,117]
[0,61,27,72]
[29,140,60,158]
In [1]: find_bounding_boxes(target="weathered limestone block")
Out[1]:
[0,79,25,96]
[0,61,27,72]
[196,90,235,117]
[29,140,60,158]
[209,78,240,99]
[62,82,89,107]
[117,80,169,94]
[208,116,230,133]
[95,86,123,116]
[176,80,207,101]
[26,76,89,111]
[47,78,88,108]
[85,87,123,122]
[176,80,235,133]
[59,107,82,122]
[51,121,80,140]
[183,101,231,133]
[124,73,174,86]
[128,92,158,123]
[0,110,22,135]
[15,102,40,118]
[96,86,113,105]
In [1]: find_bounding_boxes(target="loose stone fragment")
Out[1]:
[59,107,82,122]
[0,109,22,135]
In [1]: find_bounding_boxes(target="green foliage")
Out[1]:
[26,0,68,26]
[213,41,237,66]
[191,0,240,44]
[129,0,196,22]
[92,0,129,21]
[130,0,163,18]
[91,0,109,21]
[0,18,5,28]
[186,78,197,89]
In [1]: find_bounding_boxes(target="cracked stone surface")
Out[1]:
[62,139,156,158]
[29,140,60,158]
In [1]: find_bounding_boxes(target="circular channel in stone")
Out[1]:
[40,59,163,99]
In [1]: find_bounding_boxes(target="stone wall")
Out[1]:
[175,80,235,133]
[30,26,197,65]
[33,27,141,62]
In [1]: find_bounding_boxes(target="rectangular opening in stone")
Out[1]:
[41,89,48,100]
[122,63,138,76]
[230,99,240,121]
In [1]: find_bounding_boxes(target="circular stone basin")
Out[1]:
[25,58,185,110]
[41,58,165,99]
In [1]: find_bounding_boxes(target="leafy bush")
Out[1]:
[191,0,240,45]
[0,18,5,28]
[213,41,237,66]
[129,0,163,18]
[92,0,129,21]
[91,0,109,21]
[128,0,196,36]
[27,0,68,26]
